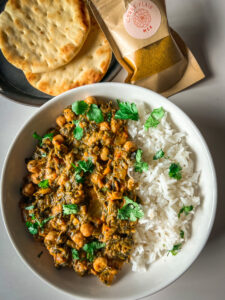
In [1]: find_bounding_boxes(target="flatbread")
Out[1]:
[0,0,90,73]
[25,20,112,96]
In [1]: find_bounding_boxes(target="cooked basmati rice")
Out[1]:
[128,103,200,272]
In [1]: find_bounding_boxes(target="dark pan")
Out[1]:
[0,0,121,106]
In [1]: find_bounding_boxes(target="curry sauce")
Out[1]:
[21,97,141,285]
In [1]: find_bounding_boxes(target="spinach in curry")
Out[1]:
[21,96,143,285]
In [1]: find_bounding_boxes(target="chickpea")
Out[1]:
[57,173,68,186]
[93,257,107,272]
[72,217,79,226]
[50,218,67,232]
[30,173,40,184]
[51,204,62,215]
[27,160,39,173]
[56,115,66,127]
[99,122,110,131]
[22,183,35,196]
[71,190,85,204]
[127,178,135,190]
[111,118,120,133]
[54,253,67,265]
[44,231,58,244]
[63,108,75,122]
[74,261,88,274]
[71,232,85,249]
[91,173,103,188]
[52,134,64,147]
[123,141,137,152]
[45,168,57,181]
[100,147,110,161]
[84,96,97,105]
[80,223,94,237]
[80,205,87,215]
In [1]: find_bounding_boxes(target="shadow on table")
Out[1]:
[192,116,225,240]
[174,0,219,85]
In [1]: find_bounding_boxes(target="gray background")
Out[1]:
[1,0,225,299]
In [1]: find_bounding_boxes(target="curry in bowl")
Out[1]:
[21,96,142,285]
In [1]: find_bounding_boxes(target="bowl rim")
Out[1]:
[0,82,217,300]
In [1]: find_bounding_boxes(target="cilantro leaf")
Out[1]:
[38,179,49,189]
[87,104,104,123]
[26,214,53,234]
[144,107,165,130]
[169,163,182,180]
[25,205,34,210]
[118,196,144,222]
[168,244,182,256]
[78,159,94,173]
[83,241,106,261]
[72,100,88,115]
[178,205,193,218]
[180,230,184,239]
[75,173,84,183]
[26,221,38,235]
[115,100,139,121]
[151,107,165,120]
[71,248,79,260]
[72,159,94,183]
[153,149,165,160]
[32,132,42,142]
[41,216,54,226]
[63,204,78,215]
[73,120,83,140]
[33,132,54,146]
[42,133,54,142]
[134,149,149,173]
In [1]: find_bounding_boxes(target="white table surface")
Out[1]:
[1,0,225,299]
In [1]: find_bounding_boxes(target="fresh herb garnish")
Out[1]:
[42,133,54,142]
[63,204,78,215]
[180,230,184,239]
[83,241,106,262]
[33,132,54,145]
[87,104,104,123]
[107,112,112,122]
[115,100,139,121]
[101,187,109,192]
[26,214,53,235]
[71,248,79,260]
[153,149,165,160]
[38,179,49,188]
[26,221,39,235]
[25,205,34,210]
[72,159,94,183]
[144,107,165,130]
[41,216,54,225]
[134,149,148,173]
[169,163,182,180]
[118,196,144,222]
[73,120,83,140]
[72,100,88,115]
[32,132,42,142]
[178,205,193,218]
[168,244,182,256]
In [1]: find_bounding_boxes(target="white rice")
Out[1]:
[128,103,200,272]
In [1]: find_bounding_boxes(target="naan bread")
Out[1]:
[0,0,90,73]
[25,20,112,96]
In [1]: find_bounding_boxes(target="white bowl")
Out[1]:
[1,83,217,300]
